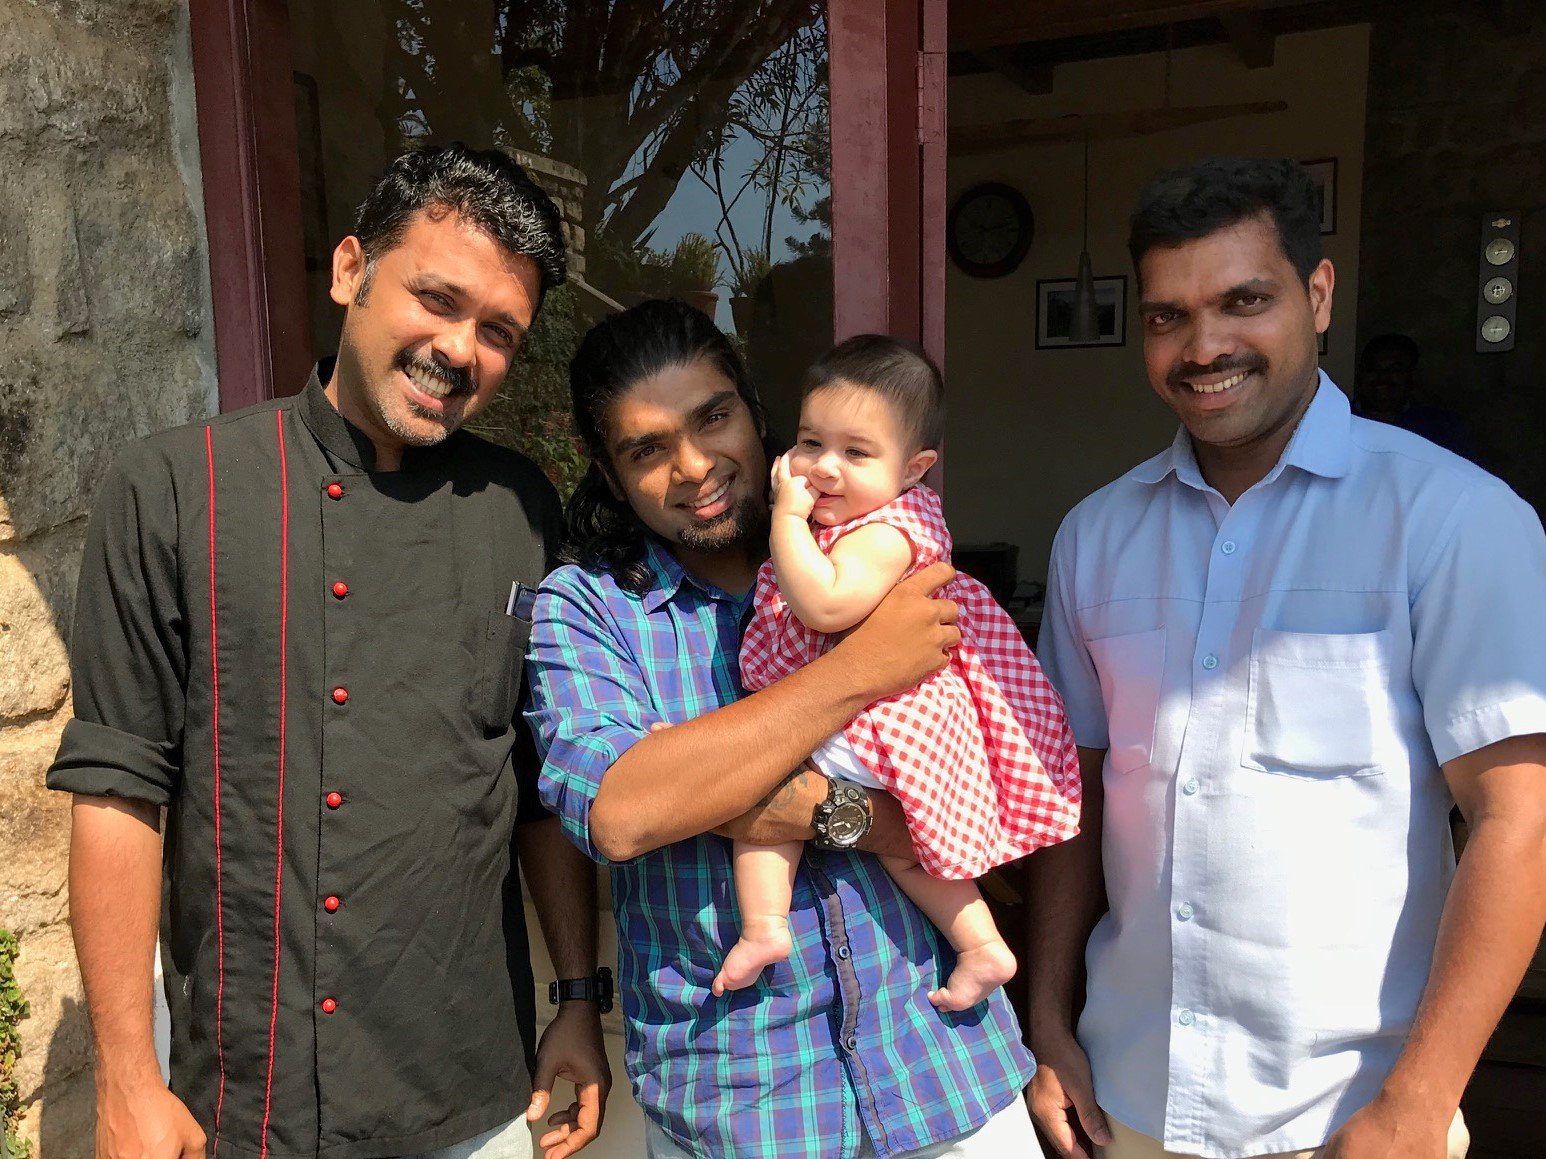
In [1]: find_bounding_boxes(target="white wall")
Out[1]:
[944,25,1370,585]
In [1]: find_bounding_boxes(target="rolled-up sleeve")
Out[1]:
[525,569,650,864]
[48,442,187,805]
[1038,519,1110,750]
[1411,480,1546,766]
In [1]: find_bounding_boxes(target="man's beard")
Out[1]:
[676,492,769,555]
[380,351,474,446]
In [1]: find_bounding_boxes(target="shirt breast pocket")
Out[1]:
[1244,628,1397,778]
[1086,628,1166,775]
[480,611,532,732]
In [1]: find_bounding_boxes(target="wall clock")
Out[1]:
[948,182,1034,278]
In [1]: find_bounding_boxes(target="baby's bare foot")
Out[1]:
[928,938,1017,1012]
[712,916,793,996]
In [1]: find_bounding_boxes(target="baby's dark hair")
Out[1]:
[801,334,945,451]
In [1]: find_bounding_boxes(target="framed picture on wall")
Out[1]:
[1302,158,1336,235]
[1035,276,1127,349]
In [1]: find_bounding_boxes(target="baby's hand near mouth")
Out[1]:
[771,453,816,520]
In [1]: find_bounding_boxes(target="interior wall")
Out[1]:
[944,25,1370,585]
[1358,0,1546,515]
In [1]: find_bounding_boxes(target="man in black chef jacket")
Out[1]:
[47,144,611,1159]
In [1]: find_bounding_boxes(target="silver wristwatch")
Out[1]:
[810,778,874,850]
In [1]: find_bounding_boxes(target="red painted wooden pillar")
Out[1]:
[189,0,312,411]
[829,0,947,489]
[828,0,946,368]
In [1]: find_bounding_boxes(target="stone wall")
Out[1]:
[1357,0,1546,512]
[0,1,215,1153]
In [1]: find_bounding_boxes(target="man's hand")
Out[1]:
[1028,1031,1110,1159]
[832,561,960,701]
[96,1070,205,1159]
[1320,1090,1452,1159]
[527,1003,612,1159]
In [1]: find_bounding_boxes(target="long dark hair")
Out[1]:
[562,298,772,594]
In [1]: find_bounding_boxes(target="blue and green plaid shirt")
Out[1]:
[526,542,1035,1158]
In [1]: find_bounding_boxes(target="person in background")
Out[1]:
[1352,332,1479,462]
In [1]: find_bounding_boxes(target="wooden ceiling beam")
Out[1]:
[951,99,1289,154]
[1220,9,1277,67]
[949,0,1302,52]
[976,47,1057,94]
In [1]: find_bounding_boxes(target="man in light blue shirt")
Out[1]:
[1026,157,1546,1159]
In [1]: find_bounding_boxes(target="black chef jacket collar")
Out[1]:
[300,358,456,473]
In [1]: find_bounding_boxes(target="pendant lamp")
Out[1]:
[1070,129,1099,343]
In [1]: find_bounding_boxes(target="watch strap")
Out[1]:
[548,966,614,1013]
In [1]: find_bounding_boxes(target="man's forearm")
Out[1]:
[589,649,879,859]
[1026,747,1108,1041]
[518,816,598,979]
[69,795,165,1084]
[588,563,961,860]
[715,764,915,859]
[1377,808,1546,1113]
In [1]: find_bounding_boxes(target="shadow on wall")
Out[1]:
[37,996,93,1159]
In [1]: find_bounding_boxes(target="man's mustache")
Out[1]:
[1167,355,1267,388]
[396,352,472,396]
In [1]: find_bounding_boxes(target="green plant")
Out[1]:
[466,283,589,499]
[0,929,30,1159]
[667,233,720,291]
[731,249,772,298]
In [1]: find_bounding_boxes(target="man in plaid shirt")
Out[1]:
[526,300,1042,1158]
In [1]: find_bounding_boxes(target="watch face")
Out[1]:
[1480,314,1512,343]
[949,183,1033,278]
[824,802,870,847]
[1483,276,1514,304]
[1484,237,1516,266]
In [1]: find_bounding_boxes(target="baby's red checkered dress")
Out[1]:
[740,486,1081,880]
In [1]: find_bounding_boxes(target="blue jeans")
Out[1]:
[405,1117,533,1159]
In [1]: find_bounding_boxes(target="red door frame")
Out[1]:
[829,0,946,369]
[189,0,312,412]
[188,0,942,410]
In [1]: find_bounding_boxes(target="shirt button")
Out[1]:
[326,482,344,500]
[331,581,349,599]
[1201,654,1219,670]
[844,1035,858,1051]
[324,895,341,913]
[1178,1008,1195,1026]
[1221,540,1237,555]
[1177,902,1195,921]
[331,687,349,704]
[836,945,851,960]
[321,997,338,1014]
[1182,778,1200,796]
[325,791,343,809]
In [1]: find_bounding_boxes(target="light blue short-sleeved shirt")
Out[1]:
[1038,374,1546,1158]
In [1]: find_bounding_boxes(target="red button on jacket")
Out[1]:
[320,997,337,1014]
[323,895,341,913]
[331,687,349,705]
[331,581,349,599]
[326,482,344,500]
[325,792,343,809]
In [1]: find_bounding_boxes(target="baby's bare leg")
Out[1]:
[879,855,1017,1012]
[714,840,801,996]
